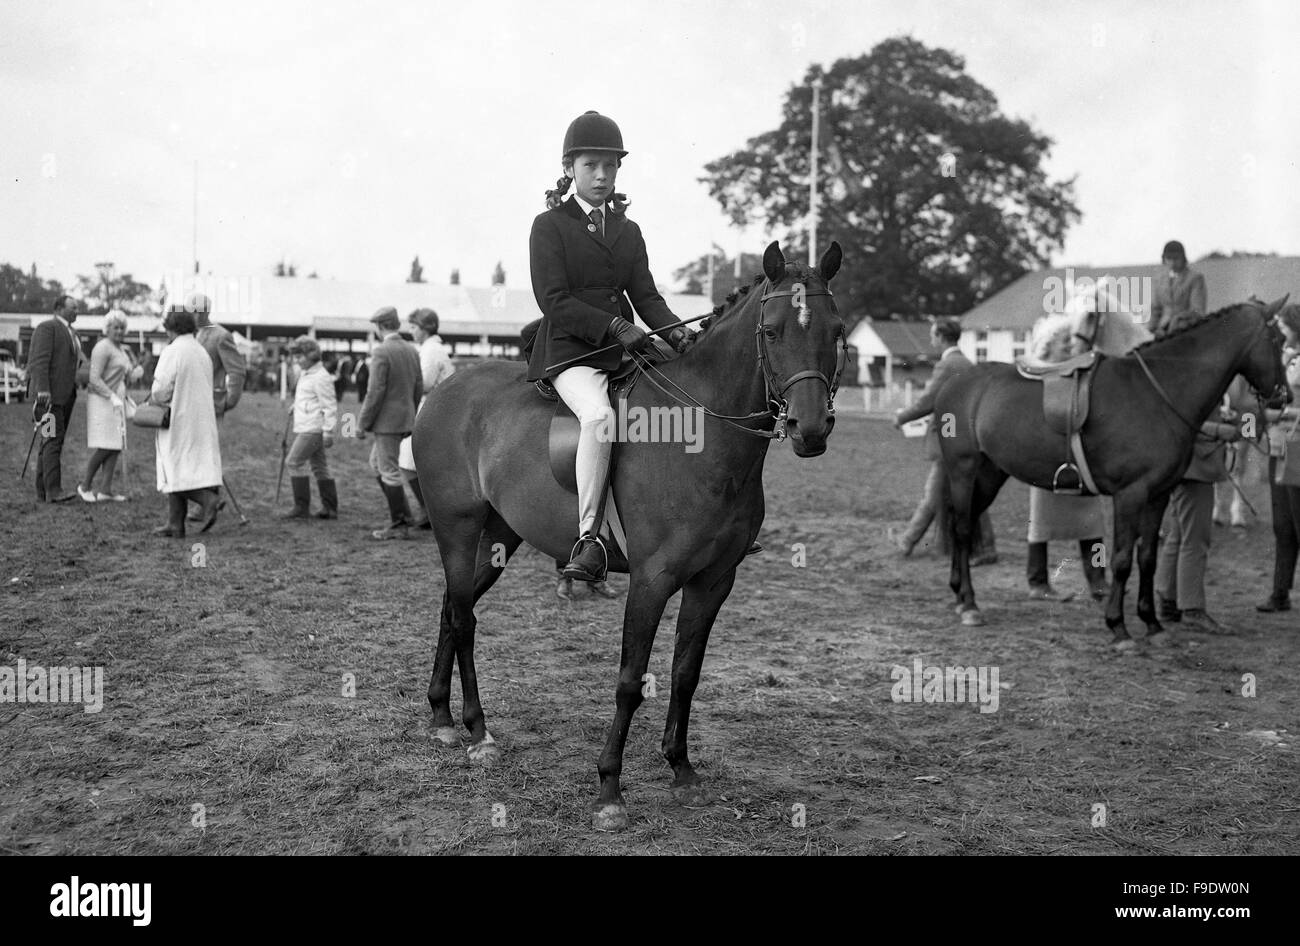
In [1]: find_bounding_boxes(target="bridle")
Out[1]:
[1134,305,1290,438]
[756,283,847,439]
[631,276,846,441]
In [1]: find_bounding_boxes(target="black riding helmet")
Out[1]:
[562,110,627,160]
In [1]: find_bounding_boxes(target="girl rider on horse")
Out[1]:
[526,110,692,583]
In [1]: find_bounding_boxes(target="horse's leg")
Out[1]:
[947,459,983,624]
[593,569,677,831]
[662,566,737,808]
[1136,492,1173,642]
[428,509,522,748]
[1104,489,1145,648]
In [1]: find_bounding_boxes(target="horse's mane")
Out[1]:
[1130,302,1251,353]
[694,262,824,335]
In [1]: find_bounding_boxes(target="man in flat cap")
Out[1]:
[1150,240,1207,333]
[359,306,423,539]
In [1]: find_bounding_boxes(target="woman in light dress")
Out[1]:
[77,310,142,502]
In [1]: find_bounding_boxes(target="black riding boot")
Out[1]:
[281,476,311,519]
[1027,541,1049,589]
[1079,537,1108,601]
[407,475,431,529]
[372,480,413,540]
[316,478,338,519]
[563,534,609,583]
[189,487,221,532]
[152,492,188,538]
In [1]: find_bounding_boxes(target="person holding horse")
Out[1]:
[526,110,692,583]
[1257,303,1300,613]
[891,318,997,564]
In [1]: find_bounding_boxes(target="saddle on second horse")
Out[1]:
[1015,350,1100,494]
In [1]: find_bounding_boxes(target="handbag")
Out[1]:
[131,402,171,429]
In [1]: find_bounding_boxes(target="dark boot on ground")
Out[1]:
[281,476,312,519]
[407,476,431,530]
[190,487,221,533]
[152,492,188,538]
[315,478,338,519]
[371,481,413,540]
[1079,537,1109,601]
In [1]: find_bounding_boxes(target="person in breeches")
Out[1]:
[526,110,691,583]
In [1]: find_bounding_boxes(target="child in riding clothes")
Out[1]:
[281,335,339,520]
[526,110,691,582]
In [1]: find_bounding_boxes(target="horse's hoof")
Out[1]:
[671,782,714,808]
[592,803,630,832]
[1111,637,1139,654]
[433,726,460,747]
[466,735,501,766]
[960,608,985,627]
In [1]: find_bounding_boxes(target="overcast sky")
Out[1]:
[2,0,1297,303]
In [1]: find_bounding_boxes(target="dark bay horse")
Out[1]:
[933,298,1292,648]
[412,241,845,829]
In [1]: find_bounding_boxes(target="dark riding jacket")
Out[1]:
[526,196,677,381]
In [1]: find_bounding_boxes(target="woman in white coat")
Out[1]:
[150,306,223,537]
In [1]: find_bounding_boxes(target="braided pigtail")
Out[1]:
[608,189,630,214]
[545,174,573,209]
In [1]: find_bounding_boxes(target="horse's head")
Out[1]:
[758,240,846,457]
[1241,295,1293,408]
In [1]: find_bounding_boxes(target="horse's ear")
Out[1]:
[817,241,842,282]
[1264,294,1290,319]
[763,241,786,283]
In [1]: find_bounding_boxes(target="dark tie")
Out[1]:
[589,208,604,238]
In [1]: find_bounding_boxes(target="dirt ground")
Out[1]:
[1,386,1295,855]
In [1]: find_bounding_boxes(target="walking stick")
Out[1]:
[222,476,251,526]
[275,408,293,504]
[20,420,40,479]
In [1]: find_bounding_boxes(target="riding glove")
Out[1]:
[608,317,650,353]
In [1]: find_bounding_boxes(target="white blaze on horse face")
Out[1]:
[793,282,810,329]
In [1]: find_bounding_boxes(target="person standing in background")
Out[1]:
[77,310,141,502]
[279,336,339,520]
[27,294,87,503]
[359,307,422,540]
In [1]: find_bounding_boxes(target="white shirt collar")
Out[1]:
[941,345,961,359]
[572,193,609,219]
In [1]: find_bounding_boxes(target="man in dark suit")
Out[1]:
[27,295,86,502]
[892,318,997,562]
[359,306,422,539]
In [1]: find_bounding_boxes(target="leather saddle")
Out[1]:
[1015,350,1100,494]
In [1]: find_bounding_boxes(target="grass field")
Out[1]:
[0,384,1295,855]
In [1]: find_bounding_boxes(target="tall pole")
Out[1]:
[192,160,199,275]
[809,76,823,267]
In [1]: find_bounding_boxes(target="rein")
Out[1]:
[632,278,846,441]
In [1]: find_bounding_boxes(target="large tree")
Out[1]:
[74,271,153,313]
[699,37,1080,326]
[0,263,63,312]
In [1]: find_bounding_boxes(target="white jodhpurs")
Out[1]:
[552,365,614,536]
